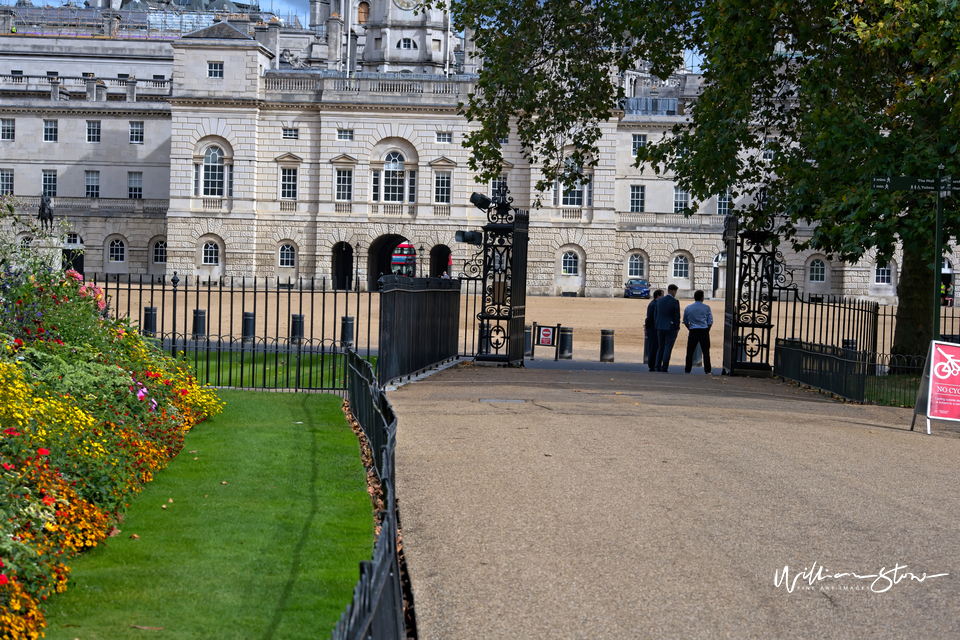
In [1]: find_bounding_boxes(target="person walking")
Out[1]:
[653,284,681,372]
[645,289,664,372]
[683,289,713,374]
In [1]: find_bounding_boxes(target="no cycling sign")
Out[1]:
[912,340,960,434]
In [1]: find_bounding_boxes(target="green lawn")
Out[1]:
[183,350,376,391]
[864,374,922,407]
[43,390,373,640]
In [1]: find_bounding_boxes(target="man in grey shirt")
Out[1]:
[682,289,713,374]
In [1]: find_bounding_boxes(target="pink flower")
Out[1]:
[137,388,148,401]
[37,448,49,456]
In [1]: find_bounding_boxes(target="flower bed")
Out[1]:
[0,266,222,638]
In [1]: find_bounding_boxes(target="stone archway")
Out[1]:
[430,244,451,278]
[368,233,413,289]
[332,242,354,290]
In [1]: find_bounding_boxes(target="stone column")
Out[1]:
[125,78,137,102]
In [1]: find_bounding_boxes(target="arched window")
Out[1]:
[562,251,579,276]
[153,240,167,265]
[203,146,225,196]
[397,38,417,50]
[20,236,32,249]
[628,254,644,278]
[202,241,220,266]
[809,259,826,283]
[357,1,369,24]
[279,244,296,268]
[109,239,125,263]
[384,151,407,202]
[673,255,689,279]
[875,263,892,284]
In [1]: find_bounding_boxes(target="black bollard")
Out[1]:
[340,315,355,348]
[558,327,573,360]
[600,329,615,363]
[192,309,206,340]
[241,311,255,344]
[291,314,304,345]
[142,306,157,337]
[524,325,532,358]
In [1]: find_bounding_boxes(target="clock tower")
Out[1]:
[360,0,455,74]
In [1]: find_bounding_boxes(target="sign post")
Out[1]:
[530,322,561,361]
[911,340,960,434]
[871,168,955,339]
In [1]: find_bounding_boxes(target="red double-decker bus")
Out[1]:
[391,243,417,276]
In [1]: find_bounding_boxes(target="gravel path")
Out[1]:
[391,365,960,639]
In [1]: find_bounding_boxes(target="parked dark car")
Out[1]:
[624,278,651,298]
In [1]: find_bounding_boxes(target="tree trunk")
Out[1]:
[891,243,934,358]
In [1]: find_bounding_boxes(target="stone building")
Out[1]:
[0,2,942,302]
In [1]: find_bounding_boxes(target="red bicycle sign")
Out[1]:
[927,342,960,422]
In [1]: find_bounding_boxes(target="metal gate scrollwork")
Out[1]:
[459,184,528,364]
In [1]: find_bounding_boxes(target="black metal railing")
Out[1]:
[91,273,480,391]
[377,275,462,386]
[774,339,926,406]
[336,350,408,640]
[772,289,880,355]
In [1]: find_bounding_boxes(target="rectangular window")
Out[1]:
[117,73,129,79]
[436,132,452,144]
[674,187,689,213]
[43,120,58,142]
[490,174,507,198]
[586,175,593,207]
[282,128,299,139]
[630,185,645,213]
[371,169,380,202]
[336,169,353,201]
[498,135,509,145]
[42,170,57,197]
[337,129,354,141]
[875,264,892,285]
[763,137,776,160]
[85,170,100,198]
[280,167,298,199]
[384,169,404,202]
[408,170,417,204]
[128,172,143,199]
[86,120,101,143]
[717,192,731,216]
[227,164,234,198]
[562,181,583,207]
[632,134,647,156]
[129,121,144,144]
[193,164,200,197]
[0,170,12,195]
[435,171,451,204]
[81,72,94,78]
[208,62,224,78]
[0,119,13,141]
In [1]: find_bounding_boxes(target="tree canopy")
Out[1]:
[433,0,960,353]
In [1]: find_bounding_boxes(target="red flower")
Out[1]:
[1,463,13,471]
[178,389,189,397]
[3,428,20,437]
[0,575,7,585]
[12,339,23,348]
[42,496,55,506]
[37,448,50,456]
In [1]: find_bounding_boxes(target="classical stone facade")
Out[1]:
[1,4,952,302]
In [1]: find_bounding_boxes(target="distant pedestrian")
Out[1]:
[653,284,681,372]
[441,271,450,279]
[645,289,664,372]
[947,283,954,308]
[683,290,713,374]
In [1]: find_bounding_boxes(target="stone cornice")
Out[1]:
[0,102,171,117]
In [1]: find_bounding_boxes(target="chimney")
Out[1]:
[126,78,137,102]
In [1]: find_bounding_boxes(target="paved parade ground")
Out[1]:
[391,365,960,639]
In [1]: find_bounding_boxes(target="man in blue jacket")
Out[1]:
[653,284,681,372]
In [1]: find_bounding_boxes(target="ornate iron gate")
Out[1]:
[723,215,792,374]
[460,186,529,364]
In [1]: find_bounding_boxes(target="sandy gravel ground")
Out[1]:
[391,366,960,640]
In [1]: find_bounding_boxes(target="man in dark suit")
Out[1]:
[653,284,681,372]
[645,289,663,372]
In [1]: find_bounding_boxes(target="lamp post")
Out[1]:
[418,244,424,278]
